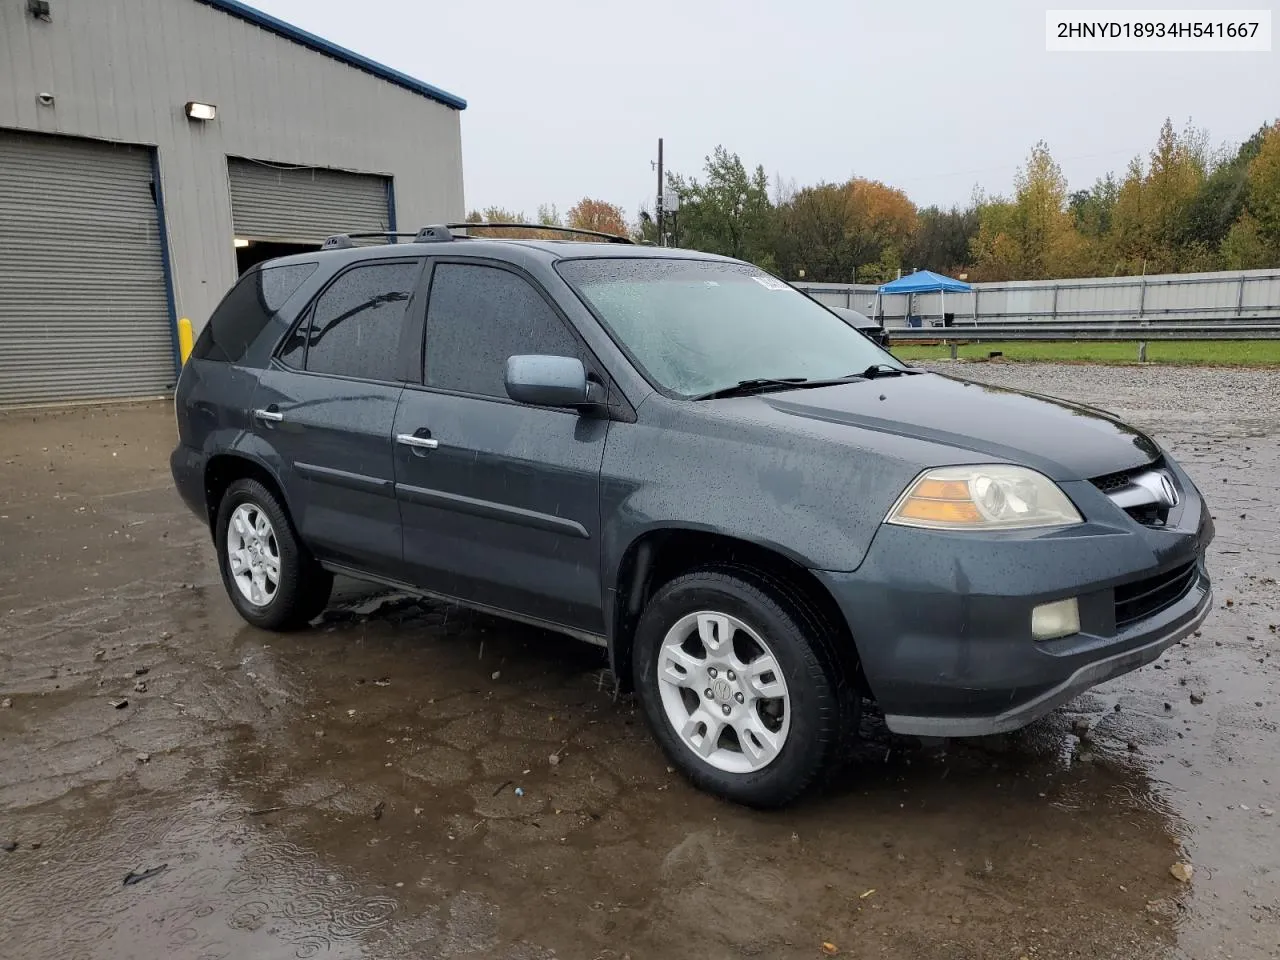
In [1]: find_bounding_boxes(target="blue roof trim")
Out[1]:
[195,0,467,110]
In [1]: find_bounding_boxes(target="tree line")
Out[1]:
[467,117,1280,282]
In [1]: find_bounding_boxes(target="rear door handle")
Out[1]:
[396,433,439,450]
[253,407,284,423]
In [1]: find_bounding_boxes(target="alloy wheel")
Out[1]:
[226,502,280,608]
[656,610,791,773]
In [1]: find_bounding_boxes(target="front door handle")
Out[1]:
[396,433,439,451]
[253,407,284,423]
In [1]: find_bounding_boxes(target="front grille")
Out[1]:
[1091,459,1175,527]
[1091,457,1163,494]
[1092,469,1133,494]
[1114,560,1198,629]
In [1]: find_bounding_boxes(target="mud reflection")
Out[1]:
[201,595,1185,959]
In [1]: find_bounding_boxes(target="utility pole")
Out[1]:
[656,138,664,247]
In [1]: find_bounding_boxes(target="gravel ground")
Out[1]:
[0,362,1277,960]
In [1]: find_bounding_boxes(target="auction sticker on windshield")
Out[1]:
[752,275,789,291]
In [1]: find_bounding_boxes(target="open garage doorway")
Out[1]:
[227,157,393,274]
[235,238,320,275]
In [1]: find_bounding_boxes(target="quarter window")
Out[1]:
[193,262,317,363]
[424,263,582,398]
[300,261,422,381]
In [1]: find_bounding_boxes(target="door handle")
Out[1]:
[253,407,284,423]
[396,433,439,450]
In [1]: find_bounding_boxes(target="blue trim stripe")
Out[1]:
[149,148,184,380]
[386,178,398,242]
[194,0,467,110]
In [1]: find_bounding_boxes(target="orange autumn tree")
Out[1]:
[566,198,629,240]
[843,177,918,283]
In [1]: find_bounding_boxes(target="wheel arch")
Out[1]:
[202,452,292,539]
[608,527,867,697]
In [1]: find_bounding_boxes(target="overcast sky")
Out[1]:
[253,0,1278,220]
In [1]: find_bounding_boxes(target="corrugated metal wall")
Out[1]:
[227,159,389,242]
[0,130,174,404]
[0,0,464,341]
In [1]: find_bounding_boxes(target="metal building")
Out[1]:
[0,0,466,406]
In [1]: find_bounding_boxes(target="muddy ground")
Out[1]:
[1,363,1277,960]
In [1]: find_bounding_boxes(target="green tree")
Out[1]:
[1110,119,1210,273]
[968,198,1019,280]
[1013,140,1085,280]
[1220,212,1269,269]
[970,142,1087,279]
[1184,124,1269,251]
[904,203,981,276]
[1109,156,1149,270]
[667,146,776,269]
[774,182,855,281]
[1242,122,1280,257]
[1147,119,1208,264]
[631,204,660,244]
[1069,174,1120,239]
[773,177,916,282]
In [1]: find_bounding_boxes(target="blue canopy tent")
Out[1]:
[875,270,972,328]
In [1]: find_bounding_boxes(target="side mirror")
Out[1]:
[504,355,602,409]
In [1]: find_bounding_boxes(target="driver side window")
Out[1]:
[424,263,583,399]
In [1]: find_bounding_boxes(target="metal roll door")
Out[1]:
[0,130,174,406]
[227,158,391,242]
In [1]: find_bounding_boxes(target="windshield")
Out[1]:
[557,258,900,398]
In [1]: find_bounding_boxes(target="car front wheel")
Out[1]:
[632,565,853,807]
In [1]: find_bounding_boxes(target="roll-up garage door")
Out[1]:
[227,158,391,242]
[0,129,174,406]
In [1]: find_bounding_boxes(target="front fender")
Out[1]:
[599,413,923,581]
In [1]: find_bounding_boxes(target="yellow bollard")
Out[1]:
[178,317,194,365]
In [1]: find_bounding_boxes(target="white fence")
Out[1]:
[795,268,1280,330]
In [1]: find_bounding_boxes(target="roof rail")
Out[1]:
[444,222,634,244]
[320,232,425,250]
[320,222,634,250]
[413,224,454,243]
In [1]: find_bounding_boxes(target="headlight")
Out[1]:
[886,465,1083,531]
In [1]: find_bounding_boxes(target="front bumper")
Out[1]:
[817,478,1214,737]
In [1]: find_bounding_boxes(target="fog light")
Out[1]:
[1032,598,1080,640]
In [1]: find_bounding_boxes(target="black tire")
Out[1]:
[213,478,332,631]
[632,564,858,808]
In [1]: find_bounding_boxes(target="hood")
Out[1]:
[758,372,1160,480]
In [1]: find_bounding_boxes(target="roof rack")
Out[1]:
[320,222,633,251]
[444,222,634,244]
[321,232,422,250]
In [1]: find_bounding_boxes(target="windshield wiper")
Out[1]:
[854,363,920,379]
[692,367,918,400]
[692,377,813,400]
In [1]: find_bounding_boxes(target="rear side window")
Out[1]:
[192,262,317,363]
[424,263,582,398]
[301,261,422,381]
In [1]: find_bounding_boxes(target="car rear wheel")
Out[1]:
[632,565,853,807]
[214,478,332,630]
